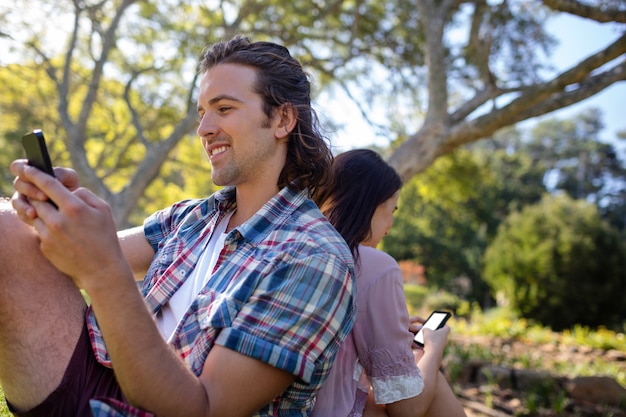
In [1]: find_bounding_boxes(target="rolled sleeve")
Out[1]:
[216,252,355,383]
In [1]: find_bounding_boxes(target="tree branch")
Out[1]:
[77,0,138,134]
[449,84,511,124]
[466,0,495,88]
[388,30,626,180]
[542,0,626,24]
[509,61,626,123]
[418,0,454,123]
[443,59,626,154]
[481,31,626,121]
[124,70,152,148]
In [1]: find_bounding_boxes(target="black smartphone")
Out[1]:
[413,310,452,347]
[21,129,57,208]
[22,129,56,177]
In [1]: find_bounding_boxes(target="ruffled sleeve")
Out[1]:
[352,246,424,404]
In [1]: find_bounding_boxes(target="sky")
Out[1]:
[321,12,626,155]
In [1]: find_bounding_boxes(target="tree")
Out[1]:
[1,0,624,225]
[0,63,61,197]
[271,2,623,179]
[380,0,626,178]
[383,130,547,303]
[1,0,206,226]
[526,109,626,231]
[382,109,626,306]
[483,194,626,330]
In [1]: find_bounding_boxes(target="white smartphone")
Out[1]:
[413,310,452,347]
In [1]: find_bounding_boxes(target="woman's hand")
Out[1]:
[408,315,425,335]
[410,314,450,360]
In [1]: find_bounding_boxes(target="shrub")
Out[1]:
[483,194,626,330]
[404,284,429,314]
[404,284,464,317]
[422,289,462,313]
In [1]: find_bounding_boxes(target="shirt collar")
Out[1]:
[215,185,310,244]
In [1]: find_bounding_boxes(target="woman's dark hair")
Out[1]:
[315,149,403,261]
[200,36,332,197]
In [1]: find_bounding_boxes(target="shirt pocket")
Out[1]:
[143,237,187,294]
[155,237,187,271]
[195,291,241,331]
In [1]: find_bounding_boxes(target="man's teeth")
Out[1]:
[211,146,228,156]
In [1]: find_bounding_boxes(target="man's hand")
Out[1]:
[11,161,128,292]
[11,159,79,222]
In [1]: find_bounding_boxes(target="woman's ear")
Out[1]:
[274,103,297,140]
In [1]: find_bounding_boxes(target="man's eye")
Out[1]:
[218,106,231,112]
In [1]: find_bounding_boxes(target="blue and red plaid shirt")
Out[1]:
[86,185,356,416]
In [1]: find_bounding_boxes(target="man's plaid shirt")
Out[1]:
[86,185,356,416]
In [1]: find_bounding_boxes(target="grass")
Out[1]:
[0,388,9,417]
[406,285,626,388]
[408,289,626,415]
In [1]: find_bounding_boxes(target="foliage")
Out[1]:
[383,150,488,298]
[412,298,626,399]
[382,131,546,304]
[1,0,624,224]
[403,284,429,315]
[0,63,66,197]
[562,324,626,351]
[404,284,466,318]
[526,109,626,231]
[0,389,8,417]
[449,305,626,388]
[483,194,626,330]
[128,135,217,227]
[385,1,626,178]
[382,109,625,313]
[421,290,463,315]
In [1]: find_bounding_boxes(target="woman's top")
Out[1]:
[312,245,423,416]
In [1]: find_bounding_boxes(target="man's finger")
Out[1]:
[11,192,37,222]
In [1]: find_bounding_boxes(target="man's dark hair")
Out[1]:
[200,36,332,196]
[315,149,403,262]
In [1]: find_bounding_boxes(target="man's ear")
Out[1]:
[274,104,297,140]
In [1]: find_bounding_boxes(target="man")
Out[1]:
[2,36,355,416]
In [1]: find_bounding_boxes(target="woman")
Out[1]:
[313,149,466,417]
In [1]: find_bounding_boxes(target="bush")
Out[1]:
[404,284,429,314]
[403,285,464,317]
[483,194,626,330]
[422,289,462,314]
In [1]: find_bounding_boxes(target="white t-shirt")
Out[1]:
[155,211,233,341]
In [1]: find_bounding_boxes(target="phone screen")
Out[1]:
[413,311,451,346]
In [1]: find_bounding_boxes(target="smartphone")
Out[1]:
[21,129,57,208]
[22,129,56,177]
[413,310,452,347]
